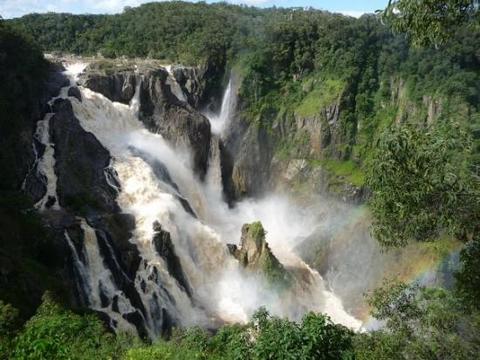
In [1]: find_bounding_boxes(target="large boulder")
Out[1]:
[228,222,289,285]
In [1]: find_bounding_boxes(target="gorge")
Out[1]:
[1,2,479,358]
[28,59,367,338]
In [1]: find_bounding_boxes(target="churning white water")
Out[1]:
[63,62,362,334]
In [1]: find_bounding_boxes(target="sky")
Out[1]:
[0,0,389,19]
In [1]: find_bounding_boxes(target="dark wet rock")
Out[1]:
[112,295,120,313]
[231,222,289,285]
[123,310,149,339]
[222,115,273,200]
[139,69,212,180]
[23,170,47,204]
[20,67,68,200]
[45,196,56,208]
[152,221,191,296]
[94,226,147,317]
[81,72,137,104]
[50,99,119,214]
[68,86,82,102]
[171,66,207,108]
[92,213,139,276]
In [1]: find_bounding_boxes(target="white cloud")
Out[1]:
[337,10,367,18]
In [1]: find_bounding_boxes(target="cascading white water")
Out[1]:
[33,62,88,210]
[205,76,236,135]
[65,219,140,335]
[64,62,362,335]
[164,65,188,103]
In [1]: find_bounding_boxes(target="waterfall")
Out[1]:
[65,219,140,335]
[34,113,60,210]
[50,62,362,337]
[205,76,236,136]
[32,62,88,210]
[164,65,188,103]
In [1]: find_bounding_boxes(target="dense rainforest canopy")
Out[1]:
[1,1,480,359]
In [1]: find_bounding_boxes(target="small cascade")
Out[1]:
[205,76,236,136]
[32,62,88,210]
[65,218,140,335]
[34,113,60,210]
[164,65,188,103]
[205,136,224,203]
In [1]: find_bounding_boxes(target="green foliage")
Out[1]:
[0,301,19,337]
[125,309,354,360]
[317,159,365,187]
[296,78,344,117]
[455,238,480,310]
[366,122,480,247]
[357,281,480,359]
[8,2,263,66]
[10,293,133,360]
[248,221,266,240]
[382,0,479,47]
[0,301,20,358]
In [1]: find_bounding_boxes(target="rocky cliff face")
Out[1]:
[138,69,212,180]
[219,80,367,204]
[80,63,213,180]
[50,99,119,213]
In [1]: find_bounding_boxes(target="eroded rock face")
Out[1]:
[22,65,69,202]
[222,115,273,201]
[50,99,119,214]
[152,221,191,296]
[229,222,288,284]
[138,69,212,180]
[171,66,207,108]
[80,65,212,181]
[81,72,137,105]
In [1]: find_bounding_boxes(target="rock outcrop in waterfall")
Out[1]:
[228,222,289,285]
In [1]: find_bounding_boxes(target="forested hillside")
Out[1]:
[1,1,480,359]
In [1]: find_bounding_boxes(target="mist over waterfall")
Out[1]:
[43,62,364,338]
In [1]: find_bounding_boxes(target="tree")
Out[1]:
[355,281,480,359]
[11,292,133,359]
[381,0,479,46]
[455,237,480,310]
[366,122,480,247]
